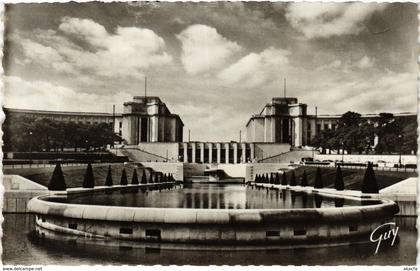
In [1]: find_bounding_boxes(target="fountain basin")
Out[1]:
[27,184,399,246]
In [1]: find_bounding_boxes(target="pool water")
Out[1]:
[2,214,416,265]
[49,184,380,209]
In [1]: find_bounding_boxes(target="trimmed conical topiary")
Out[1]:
[48,163,67,191]
[361,162,379,193]
[290,171,297,186]
[131,169,139,185]
[275,173,280,185]
[335,165,344,191]
[82,163,95,188]
[105,165,113,186]
[301,170,308,187]
[254,174,259,183]
[141,169,147,184]
[314,167,323,188]
[281,172,287,185]
[120,168,128,185]
[265,173,269,184]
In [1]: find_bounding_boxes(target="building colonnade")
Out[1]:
[180,142,255,164]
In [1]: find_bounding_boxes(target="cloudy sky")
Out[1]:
[3,2,417,141]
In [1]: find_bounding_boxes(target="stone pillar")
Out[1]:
[225,143,230,164]
[208,143,213,163]
[250,143,255,162]
[192,143,196,163]
[241,143,246,163]
[200,142,205,163]
[233,143,238,164]
[216,143,221,163]
[271,117,276,143]
[183,143,188,163]
[151,116,159,142]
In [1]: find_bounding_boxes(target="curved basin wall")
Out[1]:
[28,195,399,245]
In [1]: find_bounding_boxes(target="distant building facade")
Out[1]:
[5,96,415,164]
[246,97,416,148]
[3,107,124,137]
[122,96,183,144]
[4,96,183,145]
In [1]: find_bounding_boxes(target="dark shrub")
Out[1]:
[82,163,95,188]
[361,162,379,193]
[120,168,128,186]
[290,171,297,186]
[131,169,139,185]
[314,167,323,188]
[335,165,344,191]
[48,163,66,191]
[105,165,113,186]
[140,169,147,184]
[281,172,287,185]
[301,170,308,187]
[275,173,280,185]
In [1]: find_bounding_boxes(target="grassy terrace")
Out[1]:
[4,163,416,191]
[4,163,141,188]
[284,166,416,191]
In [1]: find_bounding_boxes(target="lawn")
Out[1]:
[4,163,141,188]
[284,166,416,191]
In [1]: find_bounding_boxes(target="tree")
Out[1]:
[275,173,280,185]
[281,172,287,185]
[301,170,308,187]
[82,163,95,188]
[141,169,147,184]
[48,163,66,191]
[131,169,139,185]
[361,163,379,193]
[314,167,323,188]
[290,171,297,186]
[105,165,113,186]
[120,168,128,185]
[335,165,344,191]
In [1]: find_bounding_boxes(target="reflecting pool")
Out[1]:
[2,214,416,265]
[48,183,380,209]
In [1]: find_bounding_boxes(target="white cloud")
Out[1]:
[218,47,290,87]
[177,24,241,75]
[16,17,172,78]
[285,3,388,39]
[355,56,374,69]
[4,76,132,113]
[20,38,75,73]
[317,59,342,71]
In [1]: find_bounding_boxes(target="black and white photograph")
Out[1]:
[1,1,418,267]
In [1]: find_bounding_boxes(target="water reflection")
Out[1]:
[2,214,417,265]
[49,184,377,210]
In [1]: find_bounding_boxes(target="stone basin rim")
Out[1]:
[27,194,399,224]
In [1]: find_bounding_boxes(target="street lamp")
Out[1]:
[398,134,403,167]
[29,131,33,165]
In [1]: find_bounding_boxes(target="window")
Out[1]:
[349,225,358,232]
[119,122,122,128]
[145,229,161,239]
[294,229,306,236]
[266,231,280,237]
[119,227,133,234]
